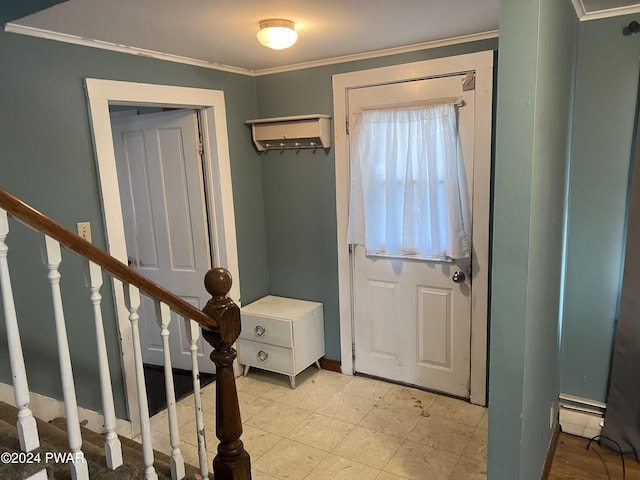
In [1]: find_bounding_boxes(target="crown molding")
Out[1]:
[5,22,498,77]
[4,23,254,76]
[253,30,499,76]
[572,0,640,21]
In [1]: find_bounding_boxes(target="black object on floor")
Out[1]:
[144,364,215,417]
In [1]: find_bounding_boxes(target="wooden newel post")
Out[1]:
[201,268,251,480]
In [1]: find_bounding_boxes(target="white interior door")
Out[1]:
[111,109,215,373]
[349,74,474,397]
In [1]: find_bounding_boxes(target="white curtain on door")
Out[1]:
[347,102,471,262]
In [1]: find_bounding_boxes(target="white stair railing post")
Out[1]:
[84,260,123,470]
[123,283,158,480]
[41,236,89,480]
[185,318,208,478]
[155,301,185,480]
[0,209,40,452]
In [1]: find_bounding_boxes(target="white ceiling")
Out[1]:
[9,0,500,74]
[8,0,640,75]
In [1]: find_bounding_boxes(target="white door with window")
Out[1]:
[348,74,475,397]
[111,109,215,373]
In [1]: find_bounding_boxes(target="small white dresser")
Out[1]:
[238,295,324,388]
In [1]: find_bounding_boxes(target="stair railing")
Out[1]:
[0,188,251,480]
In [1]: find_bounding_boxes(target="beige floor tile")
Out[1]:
[428,396,486,427]
[316,391,377,424]
[374,472,408,480]
[340,375,393,401]
[305,454,381,480]
[198,385,216,411]
[150,409,170,433]
[152,435,172,456]
[147,425,169,444]
[333,426,403,469]
[308,370,353,391]
[176,418,200,447]
[179,442,202,467]
[251,471,279,480]
[380,384,438,414]
[234,425,281,461]
[450,456,488,479]
[252,438,327,480]
[407,415,475,455]
[383,440,459,480]
[160,374,488,480]
[238,391,272,421]
[276,382,334,412]
[236,375,289,401]
[462,428,488,463]
[477,409,488,430]
[245,401,309,436]
[359,404,422,439]
[286,413,354,451]
[151,402,200,435]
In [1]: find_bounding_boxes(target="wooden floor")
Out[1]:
[549,433,640,479]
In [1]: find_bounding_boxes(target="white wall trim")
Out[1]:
[571,0,640,21]
[332,51,494,406]
[84,79,241,434]
[4,23,253,76]
[5,22,497,77]
[253,31,499,76]
[0,382,133,438]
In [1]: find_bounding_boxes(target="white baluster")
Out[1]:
[185,318,208,479]
[155,301,185,480]
[84,260,123,470]
[41,236,89,480]
[123,284,158,480]
[0,209,40,452]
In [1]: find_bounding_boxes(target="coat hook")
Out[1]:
[624,20,640,35]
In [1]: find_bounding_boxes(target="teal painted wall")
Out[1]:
[0,29,268,418]
[489,0,577,478]
[561,14,640,403]
[255,38,498,361]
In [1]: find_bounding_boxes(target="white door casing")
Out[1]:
[332,51,493,405]
[349,75,474,397]
[111,109,215,373]
[85,79,240,433]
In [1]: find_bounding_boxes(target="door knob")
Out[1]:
[452,271,466,283]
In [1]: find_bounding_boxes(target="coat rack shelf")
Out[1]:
[246,114,331,151]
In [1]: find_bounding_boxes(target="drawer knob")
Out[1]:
[254,325,266,337]
[257,350,268,362]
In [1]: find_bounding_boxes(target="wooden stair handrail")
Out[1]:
[0,188,214,328]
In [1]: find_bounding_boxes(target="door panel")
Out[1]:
[349,74,473,397]
[112,109,214,373]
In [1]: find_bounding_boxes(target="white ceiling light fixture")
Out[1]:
[257,19,298,50]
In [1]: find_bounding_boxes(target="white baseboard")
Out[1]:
[0,383,133,439]
[559,394,605,439]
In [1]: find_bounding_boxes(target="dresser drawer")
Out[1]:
[237,339,294,374]
[240,314,293,348]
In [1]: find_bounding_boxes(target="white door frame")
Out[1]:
[85,79,240,434]
[332,51,493,405]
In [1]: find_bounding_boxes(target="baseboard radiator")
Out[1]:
[559,393,605,439]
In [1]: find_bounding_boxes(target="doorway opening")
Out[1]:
[85,79,240,433]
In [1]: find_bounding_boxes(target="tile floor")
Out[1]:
[145,367,488,480]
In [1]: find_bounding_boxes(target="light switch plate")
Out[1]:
[77,222,91,243]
